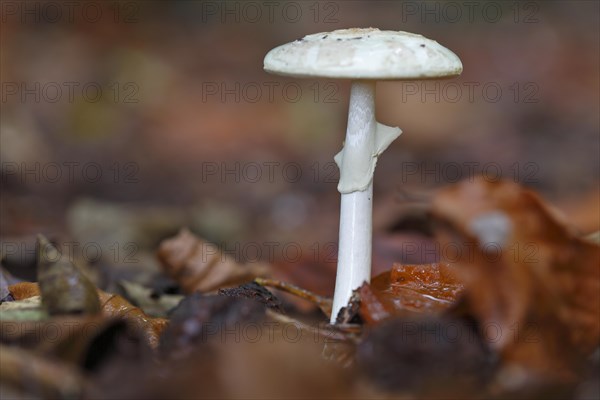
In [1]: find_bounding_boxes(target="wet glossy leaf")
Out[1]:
[353,263,464,325]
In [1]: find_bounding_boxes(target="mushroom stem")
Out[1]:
[331,81,376,323]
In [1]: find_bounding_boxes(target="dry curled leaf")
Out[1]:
[6,282,167,349]
[157,228,269,293]
[431,177,600,382]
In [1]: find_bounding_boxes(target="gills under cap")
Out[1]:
[264,28,463,80]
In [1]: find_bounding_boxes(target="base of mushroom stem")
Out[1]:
[331,181,373,324]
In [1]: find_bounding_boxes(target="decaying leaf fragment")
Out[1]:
[118,280,184,318]
[218,281,283,312]
[157,228,270,293]
[37,235,101,315]
[0,295,46,321]
[159,293,267,358]
[431,178,600,381]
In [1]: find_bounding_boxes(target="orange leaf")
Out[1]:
[359,263,464,324]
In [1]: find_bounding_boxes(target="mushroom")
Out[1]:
[264,28,462,323]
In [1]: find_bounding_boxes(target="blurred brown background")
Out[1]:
[1,1,598,289]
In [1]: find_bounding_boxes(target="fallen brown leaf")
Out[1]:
[431,177,600,382]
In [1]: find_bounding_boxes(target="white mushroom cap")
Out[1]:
[264,28,463,80]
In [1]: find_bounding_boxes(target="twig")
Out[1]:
[255,278,332,317]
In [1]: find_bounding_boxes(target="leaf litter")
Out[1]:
[1,178,598,399]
